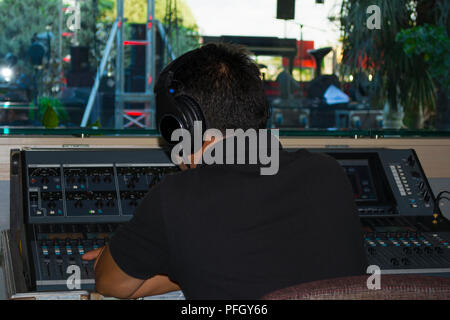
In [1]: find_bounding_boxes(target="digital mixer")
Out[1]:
[2,147,450,296]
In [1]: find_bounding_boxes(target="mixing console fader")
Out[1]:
[30,223,119,290]
[360,217,450,274]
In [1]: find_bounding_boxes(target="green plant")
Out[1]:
[88,119,102,128]
[33,96,68,128]
[395,25,450,128]
[338,0,449,129]
[42,105,59,129]
[339,0,414,113]
[396,25,450,91]
[0,0,60,83]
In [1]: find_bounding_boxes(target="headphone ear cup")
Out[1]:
[174,95,206,134]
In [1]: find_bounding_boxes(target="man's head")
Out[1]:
[155,43,269,141]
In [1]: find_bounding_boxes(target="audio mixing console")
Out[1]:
[2,147,450,297]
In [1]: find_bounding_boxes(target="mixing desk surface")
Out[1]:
[3,147,450,295]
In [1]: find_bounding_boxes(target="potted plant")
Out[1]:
[396,24,450,129]
[338,0,448,129]
[35,96,69,128]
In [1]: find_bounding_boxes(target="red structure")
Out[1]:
[282,40,316,68]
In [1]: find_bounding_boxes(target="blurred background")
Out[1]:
[0,0,448,133]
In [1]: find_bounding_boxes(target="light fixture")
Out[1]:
[1,67,13,82]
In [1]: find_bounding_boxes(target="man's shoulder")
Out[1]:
[158,166,207,189]
[158,149,344,190]
[281,149,342,169]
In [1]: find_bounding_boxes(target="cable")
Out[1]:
[436,191,450,199]
[434,190,450,215]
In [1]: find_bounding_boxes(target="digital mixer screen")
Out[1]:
[338,159,378,202]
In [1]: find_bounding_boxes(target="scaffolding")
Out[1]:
[81,0,175,129]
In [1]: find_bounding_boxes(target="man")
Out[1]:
[276,68,300,100]
[83,43,367,299]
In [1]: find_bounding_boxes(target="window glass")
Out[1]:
[0,0,448,136]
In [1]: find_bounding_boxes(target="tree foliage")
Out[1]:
[0,0,60,73]
[338,0,449,128]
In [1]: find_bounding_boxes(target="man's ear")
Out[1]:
[185,136,217,169]
[202,136,216,150]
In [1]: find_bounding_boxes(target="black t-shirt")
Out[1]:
[109,148,368,299]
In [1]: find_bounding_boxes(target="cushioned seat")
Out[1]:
[262,275,450,300]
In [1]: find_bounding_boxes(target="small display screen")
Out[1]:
[338,159,378,201]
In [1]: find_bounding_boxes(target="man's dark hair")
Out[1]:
[170,43,269,132]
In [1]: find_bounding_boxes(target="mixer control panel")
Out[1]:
[29,223,119,291]
[24,152,179,224]
[361,216,450,274]
[7,147,450,293]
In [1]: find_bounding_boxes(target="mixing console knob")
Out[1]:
[129,200,138,207]
[401,258,411,266]
[435,247,444,255]
[96,200,103,209]
[48,201,56,209]
[74,200,83,208]
[407,155,416,167]
[93,176,101,183]
[78,177,86,184]
[425,247,433,254]
[106,200,114,208]
[390,258,400,266]
[411,171,420,178]
[104,176,112,183]
[403,247,412,255]
[367,247,377,255]
[418,181,425,191]
[41,177,49,184]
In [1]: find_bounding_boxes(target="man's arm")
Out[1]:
[83,246,180,299]
[82,180,180,299]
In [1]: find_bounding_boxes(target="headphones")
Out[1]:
[155,50,206,145]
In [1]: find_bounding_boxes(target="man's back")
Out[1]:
[110,148,368,299]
